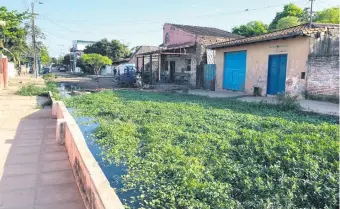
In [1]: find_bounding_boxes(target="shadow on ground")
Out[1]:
[0,108,85,209]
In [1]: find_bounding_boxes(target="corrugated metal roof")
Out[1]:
[208,23,340,49]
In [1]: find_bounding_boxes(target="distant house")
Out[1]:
[208,23,340,98]
[112,46,159,67]
[108,46,159,75]
[132,46,160,69]
[137,23,242,87]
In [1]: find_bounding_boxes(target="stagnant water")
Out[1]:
[69,110,137,206]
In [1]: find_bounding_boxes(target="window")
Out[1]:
[186,59,191,71]
[301,72,306,79]
[164,61,169,71]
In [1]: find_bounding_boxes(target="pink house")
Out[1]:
[137,23,242,87]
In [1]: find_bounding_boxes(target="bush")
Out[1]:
[42,73,57,81]
[17,84,45,96]
[276,92,301,110]
[18,82,60,100]
[65,91,338,209]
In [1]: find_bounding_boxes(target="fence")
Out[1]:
[203,64,216,90]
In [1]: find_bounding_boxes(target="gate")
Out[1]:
[203,64,216,90]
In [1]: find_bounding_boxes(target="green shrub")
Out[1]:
[18,82,60,100]
[65,91,338,209]
[42,73,57,81]
[17,84,45,96]
[276,92,301,110]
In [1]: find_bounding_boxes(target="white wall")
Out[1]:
[8,62,15,78]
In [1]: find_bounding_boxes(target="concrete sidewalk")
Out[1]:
[0,82,85,208]
[238,96,339,116]
[182,89,339,116]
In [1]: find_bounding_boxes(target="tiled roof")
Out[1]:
[168,23,242,38]
[208,23,340,49]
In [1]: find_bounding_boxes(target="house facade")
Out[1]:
[209,23,339,98]
[137,23,242,87]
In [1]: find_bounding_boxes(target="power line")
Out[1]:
[41,29,72,41]
[22,0,29,11]
[39,16,75,33]
[40,24,163,39]
[317,0,336,7]
[36,0,305,26]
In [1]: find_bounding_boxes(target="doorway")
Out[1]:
[267,54,287,95]
[170,61,175,82]
[223,51,247,91]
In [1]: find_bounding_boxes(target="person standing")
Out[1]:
[113,67,117,77]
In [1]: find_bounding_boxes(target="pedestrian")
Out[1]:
[113,67,117,77]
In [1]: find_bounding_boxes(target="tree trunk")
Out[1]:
[94,68,99,75]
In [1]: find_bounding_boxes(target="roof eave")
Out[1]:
[208,32,305,49]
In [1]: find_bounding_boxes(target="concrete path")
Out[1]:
[182,89,338,116]
[0,81,85,209]
[181,89,247,98]
[238,96,339,116]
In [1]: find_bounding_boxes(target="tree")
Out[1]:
[81,53,112,75]
[276,16,301,30]
[232,21,268,37]
[52,56,63,64]
[40,46,51,65]
[0,6,29,66]
[24,23,46,59]
[314,7,340,24]
[62,54,70,65]
[269,3,304,30]
[83,38,131,62]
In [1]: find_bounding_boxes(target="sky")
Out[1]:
[2,0,339,57]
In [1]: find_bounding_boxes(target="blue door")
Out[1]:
[203,64,216,90]
[223,51,246,91]
[267,54,287,95]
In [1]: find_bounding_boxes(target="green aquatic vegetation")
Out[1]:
[64,90,339,209]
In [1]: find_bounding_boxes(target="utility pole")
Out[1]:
[31,2,37,78]
[309,0,314,28]
[31,1,43,78]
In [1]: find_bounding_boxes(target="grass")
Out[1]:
[64,90,339,209]
[17,82,60,100]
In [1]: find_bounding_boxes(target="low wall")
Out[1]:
[0,55,9,90]
[54,101,124,209]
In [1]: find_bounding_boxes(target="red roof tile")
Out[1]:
[209,23,339,49]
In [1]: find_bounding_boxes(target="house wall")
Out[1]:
[198,36,234,46]
[214,36,310,96]
[162,54,197,86]
[307,29,339,97]
[163,24,197,47]
[307,56,339,95]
